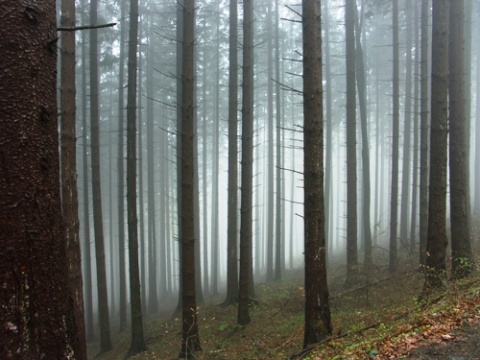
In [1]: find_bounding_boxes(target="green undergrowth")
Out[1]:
[88,265,480,360]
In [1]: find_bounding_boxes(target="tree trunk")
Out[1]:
[224,0,239,305]
[90,0,113,352]
[302,0,333,347]
[354,0,373,267]
[449,0,473,279]
[60,0,87,357]
[419,0,430,266]
[425,0,449,290]
[179,1,201,357]
[345,0,358,285]
[0,1,81,357]
[238,0,254,327]
[389,0,400,274]
[125,0,147,355]
[117,0,128,332]
[400,0,413,249]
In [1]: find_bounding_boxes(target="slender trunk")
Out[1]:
[90,0,112,352]
[60,0,87,357]
[419,0,430,266]
[389,0,400,273]
[238,0,254,326]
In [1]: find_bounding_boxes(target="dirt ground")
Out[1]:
[407,324,480,359]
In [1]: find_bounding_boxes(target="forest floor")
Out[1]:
[88,256,480,359]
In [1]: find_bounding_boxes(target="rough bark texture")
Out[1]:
[179,1,201,357]
[117,0,128,333]
[419,0,430,266]
[238,0,254,327]
[60,0,87,358]
[389,0,400,274]
[425,0,449,290]
[89,0,113,352]
[224,0,239,305]
[302,0,333,348]
[345,0,358,285]
[0,1,80,357]
[126,0,147,355]
[448,0,472,279]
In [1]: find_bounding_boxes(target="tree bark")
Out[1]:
[60,0,87,357]
[179,1,201,357]
[302,0,333,348]
[238,0,254,327]
[449,0,473,279]
[425,0,449,290]
[0,1,81,357]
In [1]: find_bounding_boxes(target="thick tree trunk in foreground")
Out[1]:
[0,1,80,357]
[449,0,472,279]
[302,0,333,348]
[425,0,449,290]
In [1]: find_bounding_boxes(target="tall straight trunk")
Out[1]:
[211,2,221,295]
[463,1,472,211]
[274,0,283,281]
[117,0,127,332]
[266,0,275,282]
[324,1,333,254]
[302,0,333,347]
[179,1,201,357]
[400,0,414,248]
[201,60,209,294]
[410,0,421,249]
[354,0,372,267]
[80,0,94,340]
[125,0,147,355]
[224,0,239,305]
[425,0,449,290]
[90,0,112,352]
[345,0,358,285]
[474,3,480,216]
[146,21,158,314]
[389,0,400,273]
[419,0,430,266]
[238,0,254,327]
[60,0,87,357]
[449,0,472,279]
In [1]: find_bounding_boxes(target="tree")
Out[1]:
[425,0,449,290]
[419,0,430,266]
[353,0,373,267]
[0,1,80,357]
[448,0,472,279]
[224,0,239,306]
[302,0,333,347]
[389,0,400,273]
[179,0,201,357]
[60,0,87,357]
[116,0,128,333]
[345,0,358,285]
[238,0,254,327]
[89,0,113,352]
[126,0,147,355]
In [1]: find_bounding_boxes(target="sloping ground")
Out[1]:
[89,267,480,360]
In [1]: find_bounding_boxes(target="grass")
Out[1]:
[88,259,480,360]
